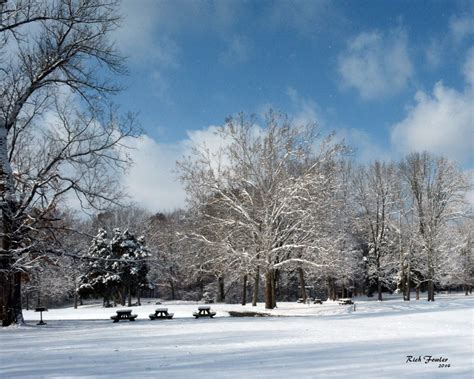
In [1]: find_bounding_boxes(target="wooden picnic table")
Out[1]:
[111,309,137,322]
[149,307,174,320]
[338,298,354,305]
[193,305,216,318]
[314,299,323,304]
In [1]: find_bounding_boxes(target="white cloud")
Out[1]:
[114,2,180,68]
[390,81,473,165]
[269,0,345,35]
[113,1,245,99]
[287,87,322,127]
[219,35,252,65]
[115,0,242,61]
[425,39,442,70]
[390,46,474,166]
[123,136,186,212]
[338,28,413,100]
[338,128,393,164]
[463,47,474,86]
[123,125,234,212]
[449,14,474,44]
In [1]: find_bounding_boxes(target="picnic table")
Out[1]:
[193,305,216,318]
[297,297,314,304]
[338,298,354,305]
[110,309,137,322]
[149,307,174,320]
[35,307,48,325]
[314,298,323,304]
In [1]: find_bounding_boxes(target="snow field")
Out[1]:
[1,294,472,378]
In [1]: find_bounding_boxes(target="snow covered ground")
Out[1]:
[1,294,472,378]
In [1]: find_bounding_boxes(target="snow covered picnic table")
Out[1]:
[110,309,137,322]
[149,307,174,320]
[338,298,354,305]
[193,305,216,318]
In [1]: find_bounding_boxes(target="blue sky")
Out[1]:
[110,0,473,211]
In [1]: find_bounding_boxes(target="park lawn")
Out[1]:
[1,293,472,378]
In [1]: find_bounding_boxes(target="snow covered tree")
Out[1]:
[456,219,474,295]
[352,161,400,300]
[178,111,345,309]
[0,0,135,326]
[434,218,474,294]
[110,228,149,306]
[79,228,149,307]
[78,229,121,306]
[399,152,469,301]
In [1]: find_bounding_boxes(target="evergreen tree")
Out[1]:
[78,229,149,307]
[110,229,150,306]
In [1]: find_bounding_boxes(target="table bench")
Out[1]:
[111,309,137,322]
[193,305,216,318]
[149,307,174,320]
[338,298,354,305]
[314,299,323,304]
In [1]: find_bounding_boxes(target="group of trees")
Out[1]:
[34,129,471,314]
[176,116,471,309]
[0,1,471,327]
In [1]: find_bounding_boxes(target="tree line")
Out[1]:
[23,116,473,317]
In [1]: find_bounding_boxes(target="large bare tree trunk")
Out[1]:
[120,287,125,306]
[377,278,383,301]
[127,283,132,306]
[327,277,336,301]
[264,269,276,309]
[272,272,277,308]
[217,276,225,303]
[241,274,247,306]
[427,280,435,302]
[427,254,435,302]
[298,268,307,302]
[405,267,411,301]
[376,252,383,301]
[0,264,10,325]
[0,129,21,326]
[169,268,176,300]
[252,266,260,306]
[273,269,280,302]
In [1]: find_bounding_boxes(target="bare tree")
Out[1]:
[147,210,195,301]
[399,152,469,301]
[178,112,345,309]
[352,161,400,300]
[0,0,133,326]
[453,218,474,295]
